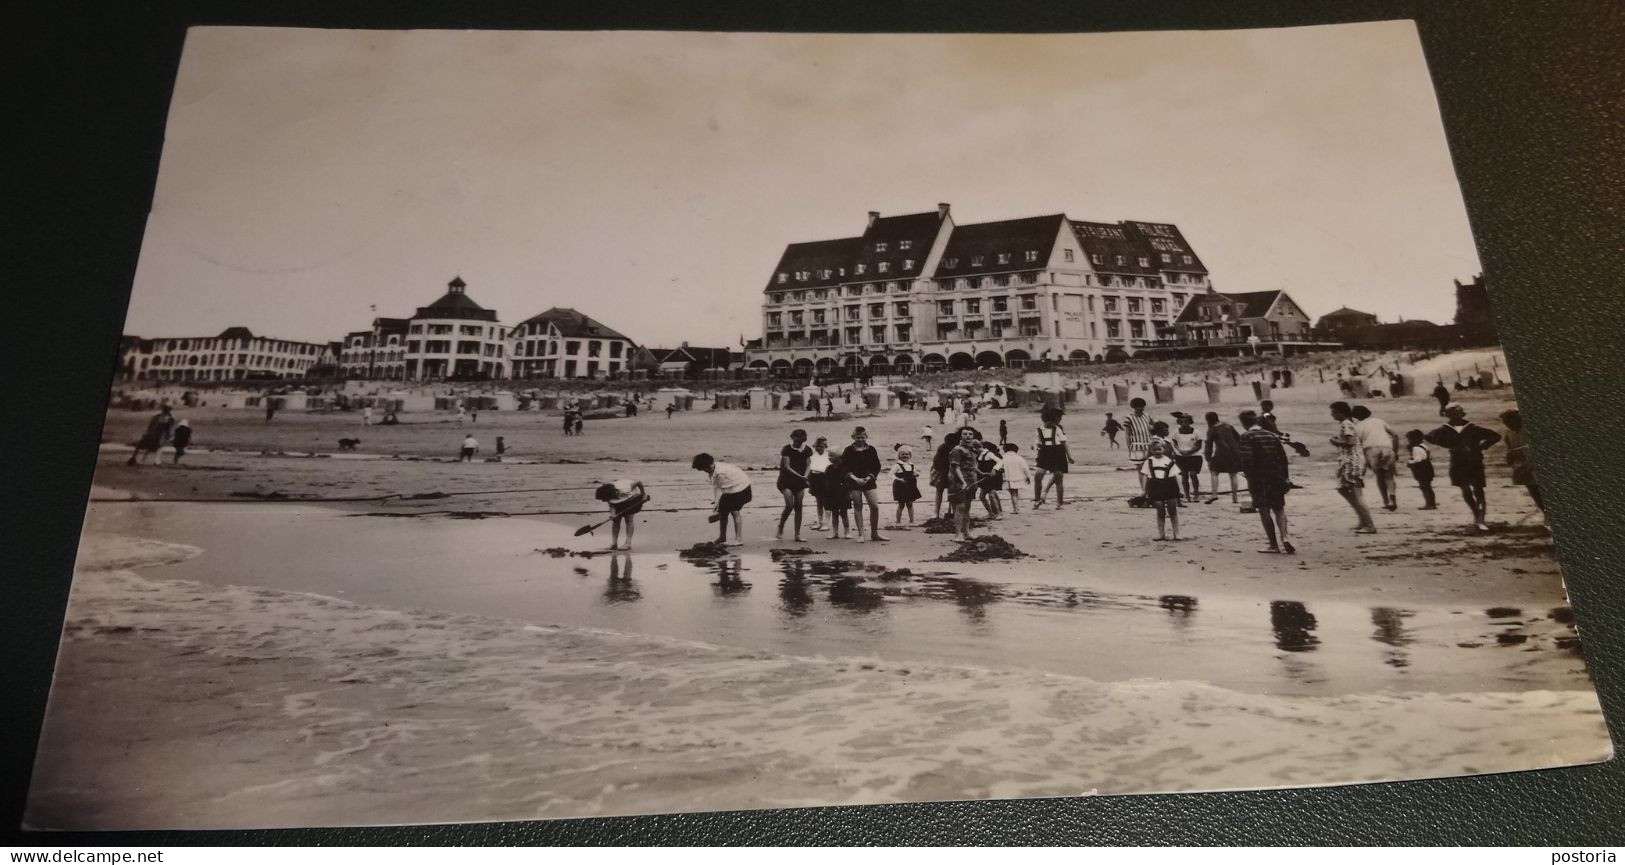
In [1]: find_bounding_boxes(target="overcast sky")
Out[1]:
[126,21,1482,346]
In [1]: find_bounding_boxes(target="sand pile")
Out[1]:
[678,541,732,561]
[935,534,1028,562]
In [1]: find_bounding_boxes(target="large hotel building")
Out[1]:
[743,204,1214,375]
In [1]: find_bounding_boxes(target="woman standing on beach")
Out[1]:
[1329,401,1377,534]
[1426,404,1502,532]
[1204,411,1243,506]
[776,428,813,542]
[1032,406,1073,508]
[842,427,888,542]
[806,436,832,531]
[930,432,958,518]
[977,440,1005,519]
[1500,409,1543,515]
[1170,415,1204,503]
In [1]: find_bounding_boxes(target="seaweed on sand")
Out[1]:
[920,515,987,534]
[679,541,732,562]
[934,534,1028,563]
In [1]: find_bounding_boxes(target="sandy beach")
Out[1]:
[27,351,1614,829]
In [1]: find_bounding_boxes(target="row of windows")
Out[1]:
[408,323,506,338]
[517,359,623,378]
[766,325,914,346]
[151,338,320,355]
[942,249,1042,269]
[145,354,315,368]
[514,339,625,359]
[935,296,1041,316]
[406,341,507,357]
[779,258,917,283]
[773,251,1199,287]
[872,239,912,253]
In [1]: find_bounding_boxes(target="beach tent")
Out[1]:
[863,386,890,410]
[1095,387,1111,405]
[1204,380,1224,404]
[492,392,517,411]
[1062,383,1080,405]
[1153,384,1176,404]
[280,391,309,411]
[1252,381,1273,401]
[1477,369,1499,388]
[1280,369,1295,388]
[1112,383,1130,405]
[746,387,769,410]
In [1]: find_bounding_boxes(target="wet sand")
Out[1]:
[29,357,1613,828]
[26,535,1609,830]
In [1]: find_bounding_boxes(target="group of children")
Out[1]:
[584,384,1544,552]
[126,404,193,465]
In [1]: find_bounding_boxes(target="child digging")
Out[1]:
[692,453,752,547]
[594,479,648,551]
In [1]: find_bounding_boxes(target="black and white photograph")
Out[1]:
[24,21,1612,830]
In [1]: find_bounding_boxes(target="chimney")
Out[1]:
[681,340,689,348]
[867,210,880,228]
[937,202,950,218]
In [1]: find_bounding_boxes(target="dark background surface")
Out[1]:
[7,0,1623,846]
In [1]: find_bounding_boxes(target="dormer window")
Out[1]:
[875,242,889,253]
[855,263,867,275]
[971,255,985,267]
[1091,253,1104,265]
[819,269,831,279]
[877,262,890,273]
[899,240,913,250]
[1182,255,1193,265]
[1160,253,1172,264]
[1115,255,1126,266]
[796,271,809,281]
[1024,250,1039,262]
[997,253,1011,264]
[903,259,915,270]
[777,273,789,283]
[944,257,959,268]
[1138,257,1150,268]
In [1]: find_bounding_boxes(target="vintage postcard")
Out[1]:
[26,22,1610,829]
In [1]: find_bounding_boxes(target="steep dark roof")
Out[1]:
[518,308,633,342]
[1318,306,1377,320]
[1069,221,1162,276]
[1122,221,1208,274]
[413,290,498,322]
[850,210,947,282]
[217,326,257,340]
[935,214,1066,278]
[765,236,865,293]
[1174,289,1283,323]
[373,317,411,333]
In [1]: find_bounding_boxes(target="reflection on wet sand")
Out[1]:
[1370,607,1414,668]
[602,553,640,604]
[1270,601,1320,652]
[711,557,751,597]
